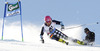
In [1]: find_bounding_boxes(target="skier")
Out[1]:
[83,28,95,45]
[73,28,95,45]
[40,16,69,45]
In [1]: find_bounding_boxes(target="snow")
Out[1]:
[0,40,100,51]
[0,22,100,51]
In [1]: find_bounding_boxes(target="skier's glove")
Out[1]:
[41,39,44,43]
[61,26,64,31]
[60,22,64,31]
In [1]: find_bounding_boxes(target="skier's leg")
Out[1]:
[73,39,87,45]
[54,29,87,45]
[55,29,68,40]
[50,34,68,45]
[52,29,88,45]
[58,38,68,45]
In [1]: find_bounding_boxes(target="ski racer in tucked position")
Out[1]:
[83,28,95,45]
[40,16,93,45]
[40,16,69,45]
[84,28,95,42]
[73,28,95,45]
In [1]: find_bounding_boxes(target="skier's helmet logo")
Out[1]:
[45,16,52,23]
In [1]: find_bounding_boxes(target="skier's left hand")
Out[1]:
[61,26,64,31]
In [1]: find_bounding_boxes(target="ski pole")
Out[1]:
[63,22,99,30]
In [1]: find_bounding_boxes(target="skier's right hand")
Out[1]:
[41,39,44,43]
[40,35,44,43]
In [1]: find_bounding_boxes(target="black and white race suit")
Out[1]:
[40,20,68,41]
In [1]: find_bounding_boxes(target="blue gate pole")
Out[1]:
[19,0,24,42]
[2,1,7,40]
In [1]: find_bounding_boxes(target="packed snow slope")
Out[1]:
[0,22,100,51]
[0,40,100,51]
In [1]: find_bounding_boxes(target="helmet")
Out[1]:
[44,16,52,23]
[84,28,89,33]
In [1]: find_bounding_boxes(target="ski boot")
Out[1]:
[73,39,87,45]
[65,42,69,45]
